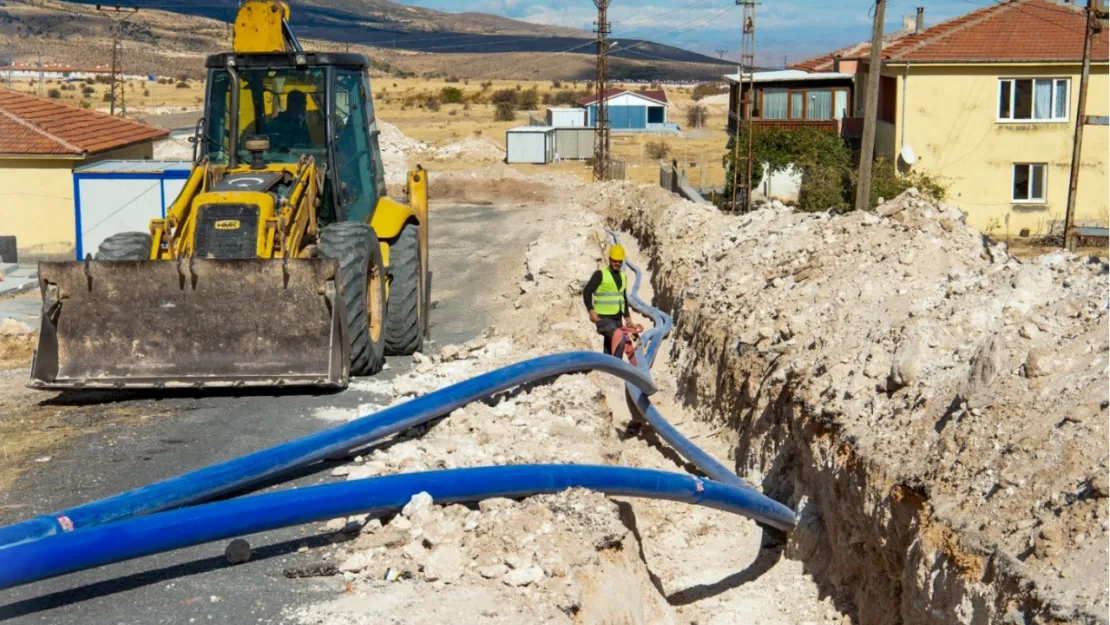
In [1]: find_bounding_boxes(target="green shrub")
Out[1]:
[863,158,947,207]
[46,88,61,99]
[644,140,671,160]
[440,86,463,104]
[517,87,539,110]
[685,103,708,128]
[175,80,189,89]
[493,101,515,121]
[490,88,516,105]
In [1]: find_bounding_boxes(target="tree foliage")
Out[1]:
[722,127,946,213]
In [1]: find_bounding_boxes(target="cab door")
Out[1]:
[331,68,377,223]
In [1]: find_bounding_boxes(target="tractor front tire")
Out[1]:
[95,232,152,260]
[319,222,387,376]
[384,223,423,355]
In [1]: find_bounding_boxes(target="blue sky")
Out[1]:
[395,0,996,65]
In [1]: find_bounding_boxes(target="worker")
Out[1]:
[267,90,311,151]
[583,245,633,356]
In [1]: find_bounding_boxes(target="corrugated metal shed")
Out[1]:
[552,127,594,160]
[505,126,554,164]
[546,107,588,128]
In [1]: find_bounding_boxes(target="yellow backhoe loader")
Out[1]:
[29,1,428,390]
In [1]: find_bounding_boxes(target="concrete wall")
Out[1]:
[0,142,155,261]
[890,62,1108,235]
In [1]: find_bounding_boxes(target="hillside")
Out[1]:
[0,0,731,81]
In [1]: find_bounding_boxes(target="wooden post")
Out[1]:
[855,0,886,212]
[1064,0,1095,252]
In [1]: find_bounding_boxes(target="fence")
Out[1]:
[658,160,711,205]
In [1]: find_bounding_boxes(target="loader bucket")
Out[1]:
[29,258,350,390]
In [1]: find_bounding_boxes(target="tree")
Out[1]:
[722,126,852,212]
[685,103,708,128]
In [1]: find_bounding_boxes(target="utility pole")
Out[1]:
[1063,0,1099,251]
[99,4,138,116]
[591,0,612,182]
[715,48,728,60]
[854,0,886,212]
[729,0,756,212]
[36,54,43,97]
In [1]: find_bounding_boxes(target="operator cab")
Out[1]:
[200,52,386,224]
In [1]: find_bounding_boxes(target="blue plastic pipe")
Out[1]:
[608,233,796,529]
[0,353,656,549]
[0,465,787,590]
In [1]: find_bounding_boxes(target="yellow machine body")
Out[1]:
[29,0,429,391]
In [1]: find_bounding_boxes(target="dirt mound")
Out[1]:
[581,182,1109,624]
[428,134,505,163]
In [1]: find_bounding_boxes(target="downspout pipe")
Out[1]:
[0,353,657,550]
[0,465,791,590]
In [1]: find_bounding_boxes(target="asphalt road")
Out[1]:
[0,204,539,624]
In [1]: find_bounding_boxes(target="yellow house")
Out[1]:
[791,0,1108,236]
[0,89,168,261]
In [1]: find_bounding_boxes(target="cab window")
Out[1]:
[205,67,326,165]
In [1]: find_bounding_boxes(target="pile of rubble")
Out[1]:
[426,134,505,163]
[582,181,1109,623]
[378,122,505,185]
[289,208,672,624]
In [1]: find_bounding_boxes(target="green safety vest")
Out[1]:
[594,268,627,316]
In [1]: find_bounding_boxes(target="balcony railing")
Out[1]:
[727,111,860,137]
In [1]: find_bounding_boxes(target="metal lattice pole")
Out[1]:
[592,0,611,182]
[100,5,138,117]
[729,1,756,211]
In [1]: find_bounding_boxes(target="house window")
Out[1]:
[756,88,848,120]
[762,89,788,119]
[1012,163,1047,203]
[999,79,1069,121]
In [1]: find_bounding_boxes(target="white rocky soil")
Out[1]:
[285,125,1106,625]
[286,195,840,625]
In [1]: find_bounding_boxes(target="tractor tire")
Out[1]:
[95,232,152,260]
[319,222,387,377]
[384,223,423,356]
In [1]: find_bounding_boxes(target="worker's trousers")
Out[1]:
[595,315,624,357]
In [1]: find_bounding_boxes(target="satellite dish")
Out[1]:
[900,145,916,165]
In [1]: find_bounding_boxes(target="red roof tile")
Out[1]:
[576,88,669,106]
[0,89,168,157]
[792,0,1107,69]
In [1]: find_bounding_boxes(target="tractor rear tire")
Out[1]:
[384,223,423,356]
[319,222,387,377]
[95,232,152,260]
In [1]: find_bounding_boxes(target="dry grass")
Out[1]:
[9,74,732,188]
[375,77,731,187]
[7,77,206,114]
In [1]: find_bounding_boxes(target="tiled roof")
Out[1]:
[792,0,1108,69]
[576,88,669,106]
[0,89,168,157]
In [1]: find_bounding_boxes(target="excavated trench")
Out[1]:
[605,198,1106,625]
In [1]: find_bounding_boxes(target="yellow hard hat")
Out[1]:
[608,245,626,261]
